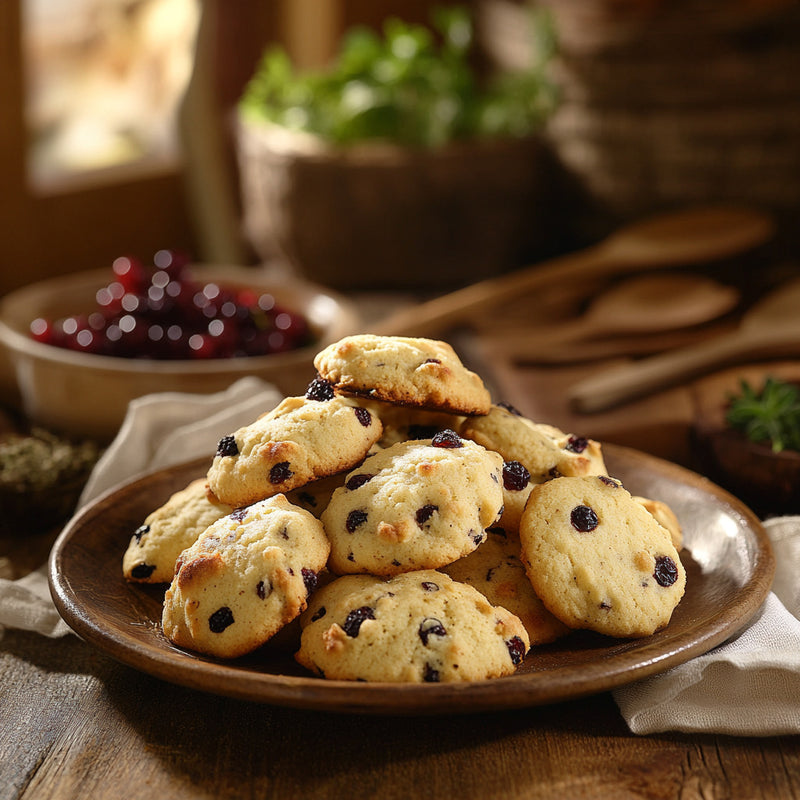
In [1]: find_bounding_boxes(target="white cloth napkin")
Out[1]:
[0,376,282,641]
[614,516,800,736]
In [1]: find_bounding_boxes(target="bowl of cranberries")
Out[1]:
[0,251,359,441]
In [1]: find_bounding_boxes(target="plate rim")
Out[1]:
[48,443,775,714]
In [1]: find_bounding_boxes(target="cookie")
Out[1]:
[295,570,530,682]
[441,527,570,645]
[519,475,686,638]
[313,335,491,415]
[162,493,330,658]
[460,404,607,483]
[206,394,383,508]
[321,430,504,575]
[123,478,232,583]
[497,459,535,533]
[633,495,683,550]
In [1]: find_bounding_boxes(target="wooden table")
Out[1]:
[3,306,800,800]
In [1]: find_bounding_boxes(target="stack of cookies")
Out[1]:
[122,334,686,682]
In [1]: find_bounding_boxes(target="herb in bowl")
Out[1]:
[239,6,557,148]
[725,376,800,454]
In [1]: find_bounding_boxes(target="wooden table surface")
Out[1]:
[3,283,800,800]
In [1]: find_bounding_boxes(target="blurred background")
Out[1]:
[4,0,800,296]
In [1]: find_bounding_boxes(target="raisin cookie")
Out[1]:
[313,335,491,415]
[162,493,330,658]
[460,404,606,483]
[206,394,382,508]
[295,570,530,682]
[519,475,686,638]
[442,527,570,645]
[633,495,683,550]
[321,430,504,576]
[123,478,232,583]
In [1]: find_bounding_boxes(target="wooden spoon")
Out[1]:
[494,273,740,360]
[373,205,774,338]
[569,277,800,413]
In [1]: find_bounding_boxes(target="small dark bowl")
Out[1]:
[691,362,800,515]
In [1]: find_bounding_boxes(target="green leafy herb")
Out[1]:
[239,6,557,148]
[725,376,800,453]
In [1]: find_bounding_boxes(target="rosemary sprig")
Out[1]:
[725,376,800,454]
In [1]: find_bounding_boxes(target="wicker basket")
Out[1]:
[235,119,554,291]
[537,0,800,241]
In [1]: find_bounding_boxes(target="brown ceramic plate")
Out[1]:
[49,444,774,714]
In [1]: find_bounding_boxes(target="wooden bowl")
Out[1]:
[0,265,359,442]
[691,362,800,514]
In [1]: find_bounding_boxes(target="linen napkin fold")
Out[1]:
[0,376,282,640]
[613,516,800,736]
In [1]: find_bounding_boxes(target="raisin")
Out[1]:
[131,563,155,579]
[565,435,588,453]
[342,606,375,637]
[216,434,239,457]
[470,530,485,546]
[497,401,521,415]
[301,567,319,594]
[423,664,440,682]
[345,473,374,490]
[230,507,248,522]
[421,581,439,592]
[431,429,462,448]
[570,505,599,532]
[503,460,530,491]
[311,606,327,622]
[256,579,271,600]
[353,407,372,427]
[208,606,234,633]
[422,358,441,365]
[415,504,438,527]
[133,524,150,544]
[548,466,562,479]
[654,555,679,587]
[269,461,293,484]
[598,476,620,488]
[280,526,290,540]
[346,509,368,532]
[419,618,447,645]
[506,635,527,665]
[305,376,335,401]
